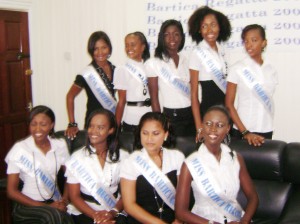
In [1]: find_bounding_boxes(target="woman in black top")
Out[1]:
[65,31,116,139]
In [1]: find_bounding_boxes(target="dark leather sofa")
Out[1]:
[54,130,300,224]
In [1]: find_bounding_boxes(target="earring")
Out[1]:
[223,133,231,146]
[107,54,111,59]
[164,137,167,141]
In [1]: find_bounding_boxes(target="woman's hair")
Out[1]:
[134,112,175,149]
[28,105,55,137]
[87,31,112,58]
[85,108,120,162]
[154,19,185,60]
[241,24,266,41]
[188,6,231,44]
[126,31,150,62]
[204,104,232,127]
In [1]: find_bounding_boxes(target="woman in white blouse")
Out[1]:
[66,109,128,224]
[5,105,73,224]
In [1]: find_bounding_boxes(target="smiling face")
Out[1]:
[163,25,183,53]
[202,110,230,149]
[87,114,113,147]
[93,39,111,64]
[29,113,54,144]
[125,34,145,62]
[140,120,168,153]
[243,28,267,61]
[200,14,220,47]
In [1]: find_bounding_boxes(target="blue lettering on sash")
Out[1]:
[135,155,151,172]
[192,157,241,218]
[191,158,204,176]
[242,69,254,83]
[96,187,115,208]
[253,83,272,110]
[243,69,272,112]
[88,75,116,112]
[160,67,189,95]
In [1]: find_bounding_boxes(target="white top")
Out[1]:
[120,148,184,180]
[5,136,70,201]
[227,55,278,132]
[65,146,129,215]
[145,53,191,108]
[186,144,241,223]
[189,40,227,81]
[113,58,151,125]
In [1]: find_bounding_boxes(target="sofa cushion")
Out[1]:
[278,185,300,224]
[238,180,292,223]
[283,142,300,184]
[230,139,286,181]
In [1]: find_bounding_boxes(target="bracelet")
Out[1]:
[197,128,203,134]
[109,208,120,217]
[68,122,78,128]
[241,129,250,137]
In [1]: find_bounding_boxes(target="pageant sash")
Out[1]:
[66,157,116,210]
[238,66,274,115]
[82,65,117,113]
[133,150,176,210]
[195,47,227,93]
[17,149,61,201]
[157,64,190,98]
[125,62,148,86]
[186,150,243,221]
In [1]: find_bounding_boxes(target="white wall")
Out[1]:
[1,0,299,142]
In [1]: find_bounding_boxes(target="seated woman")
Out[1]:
[176,105,258,224]
[120,112,184,224]
[65,108,129,224]
[5,105,73,224]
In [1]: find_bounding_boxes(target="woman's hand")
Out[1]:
[172,218,183,224]
[49,200,67,212]
[93,210,116,224]
[243,132,264,146]
[65,126,79,140]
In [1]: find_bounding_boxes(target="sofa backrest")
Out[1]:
[229,139,286,181]
[230,139,293,222]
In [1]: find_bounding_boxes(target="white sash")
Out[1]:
[17,149,61,201]
[66,157,116,210]
[157,64,190,98]
[125,61,148,86]
[82,65,117,113]
[238,65,274,115]
[195,47,227,93]
[133,149,176,210]
[186,149,243,221]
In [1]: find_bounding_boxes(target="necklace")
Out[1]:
[153,188,165,219]
[33,151,57,201]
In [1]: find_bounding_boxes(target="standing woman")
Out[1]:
[188,6,231,141]
[120,112,184,224]
[65,31,116,139]
[114,31,151,133]
[226,24,278,146]
[145,19,194,137]
[5,105,73,224]
[65,109,129,224]
[176,105,258,224]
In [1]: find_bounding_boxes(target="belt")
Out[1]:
[127,98,151,107]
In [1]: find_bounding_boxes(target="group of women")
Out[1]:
[5,4,278,224]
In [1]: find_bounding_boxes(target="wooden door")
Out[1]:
[0,10,32,178]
